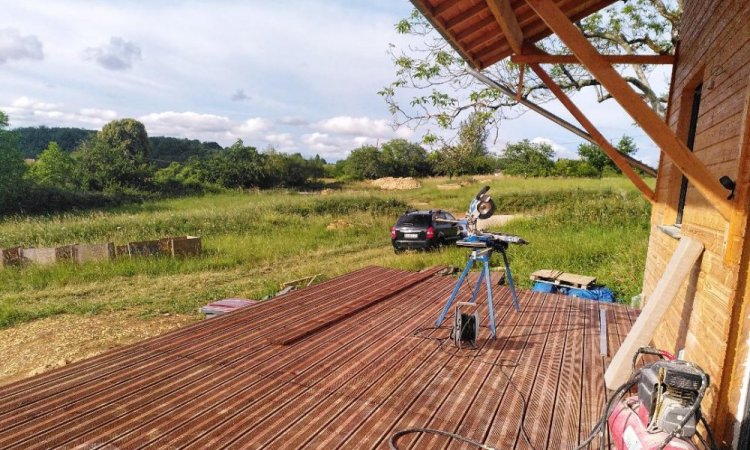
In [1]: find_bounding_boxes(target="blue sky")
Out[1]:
[0,0,664,165]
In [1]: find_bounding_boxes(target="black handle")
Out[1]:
[475,186,490,200]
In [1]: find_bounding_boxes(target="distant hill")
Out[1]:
[14,126,95,158]
[13,126,223,165]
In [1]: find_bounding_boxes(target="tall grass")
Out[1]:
[0,177,651,328]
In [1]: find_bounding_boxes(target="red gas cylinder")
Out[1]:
[608,396,697,450]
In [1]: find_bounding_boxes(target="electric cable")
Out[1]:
[698,415,720,450]
[393,323,536,450]
[574,373,640,450]
[389,427,496,450]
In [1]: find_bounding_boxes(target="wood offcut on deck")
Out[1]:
[0,266,637,449]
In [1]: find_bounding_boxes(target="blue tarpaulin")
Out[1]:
[532,282,616,303]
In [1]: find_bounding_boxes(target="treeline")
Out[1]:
[331,112,643,181]
[15,126,224,164]
[0,113,325,215]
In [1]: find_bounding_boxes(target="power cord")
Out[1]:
[389,428,496,450]
[388,324,536,450]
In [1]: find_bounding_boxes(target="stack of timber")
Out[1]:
[0,236,201,269]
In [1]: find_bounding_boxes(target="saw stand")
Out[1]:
[435,243,520,339]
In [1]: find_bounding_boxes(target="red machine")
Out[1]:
[608,397,697,450]
[598,348,715,450]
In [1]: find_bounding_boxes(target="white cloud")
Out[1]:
[531,136,578,160]
[2,96,116,127]
[265,132,295,150]
[234,117,272,136]
[12,96,60,111]
[0,28,43,64]
[316,116,394,138]
[83,37,141,71]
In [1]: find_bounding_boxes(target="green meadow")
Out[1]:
[0,176,652,329]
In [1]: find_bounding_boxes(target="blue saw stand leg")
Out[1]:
[500,247,520,312]
[435,255,475,328]
[481,252,497,337]
[436,248,498,339]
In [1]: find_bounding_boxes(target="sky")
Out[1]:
[0,0,666,166]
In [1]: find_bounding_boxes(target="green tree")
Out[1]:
[0,111,28,206]
[577,135,638,175]
[26,141,76,189]
[343,145,384,180]
[554,159,600,178]
[430,113,496,177]
[380,139,430,177]
[74,119,153,192]
[499,139,555,177]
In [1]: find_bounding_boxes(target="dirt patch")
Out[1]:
[477,214,518,230]
[371,177,421,190]
[326,219,352,230]
[0,311,198,387]
[436,184,463,190]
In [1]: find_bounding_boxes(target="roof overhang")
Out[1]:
[410,0,618,69]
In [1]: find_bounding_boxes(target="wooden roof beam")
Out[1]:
[529,63,655,203]
[445,3,486,31]
[485,0,524,54]
[512,53,675,65]
[525,0,733,220]
[433,0,462,18]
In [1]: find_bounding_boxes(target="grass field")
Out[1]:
[0,175,652,331]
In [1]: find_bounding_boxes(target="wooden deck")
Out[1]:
[0,266,637,449]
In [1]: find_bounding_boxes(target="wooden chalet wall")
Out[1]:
[642,0,750,444]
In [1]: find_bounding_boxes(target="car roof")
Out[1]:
[405,209,447,214]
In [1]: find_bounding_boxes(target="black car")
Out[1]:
[391,210,462,252]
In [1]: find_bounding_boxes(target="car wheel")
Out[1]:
[433,238,445,252]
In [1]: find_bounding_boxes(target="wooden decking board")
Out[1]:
[62,268,428,448]
[333,295,487,448]
[0,265,386,407]
[395,288,520,450]
[0,268,403,446]
[231,277,461,449]
[518,296,574,449]
[126,275,451,449]
[548,299,587,447]
[483,293,557,446]
[438,290,549,450]
[261,277,466,450]
[382,284,532,450]
[0,267,639,449]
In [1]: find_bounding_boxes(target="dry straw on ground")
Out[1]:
[371,177,421,190]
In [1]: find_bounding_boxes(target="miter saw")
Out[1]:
[435,186,528,340]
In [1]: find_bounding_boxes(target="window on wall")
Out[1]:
[675,83,703,225]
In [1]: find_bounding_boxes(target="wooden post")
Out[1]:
[530,63,655,203]
[605,237,704,389]
[525,0,733,221]
[485,0,524,53]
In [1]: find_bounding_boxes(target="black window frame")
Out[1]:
[675,83,703,226]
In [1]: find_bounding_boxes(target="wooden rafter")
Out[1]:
[445,3,485,30]
[485,0,524,53]
[512,53,675,65]
[530,63,655,203]
[525,0,733,220]
[433,0,461,17]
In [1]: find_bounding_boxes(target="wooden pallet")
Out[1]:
[531,269,597,289]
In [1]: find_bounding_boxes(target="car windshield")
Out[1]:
[396,213,431,227]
